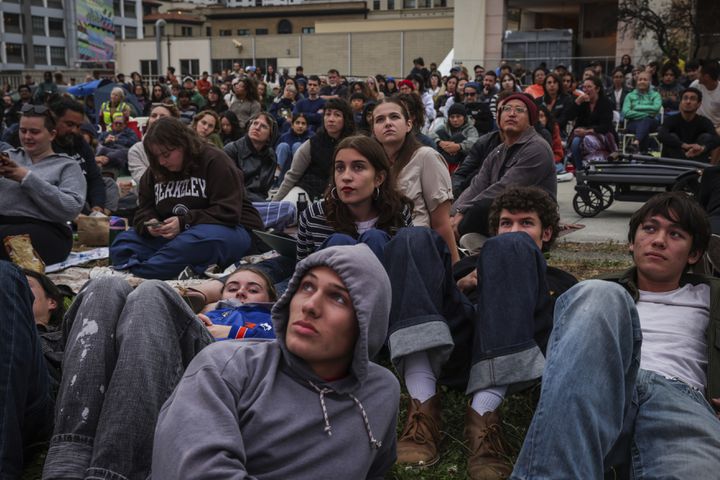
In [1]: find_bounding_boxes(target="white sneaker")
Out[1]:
[557,172,574,182]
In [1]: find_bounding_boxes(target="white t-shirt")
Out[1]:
[690,80,720,127]
[355,217,378,235]
[636,283,710,392]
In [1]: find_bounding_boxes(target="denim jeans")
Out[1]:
[42,277,214,480]
[511,280,720,479]
[383,227,552,393]
[570,136,584,171]
[626,117,659,153]
[0,261,54,479]
[275,142,303,185]
[322,229,391,261]
[110,224,252,279]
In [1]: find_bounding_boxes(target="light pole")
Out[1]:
[155,19,167,79]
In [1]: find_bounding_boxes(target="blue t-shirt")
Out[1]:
[205,302,274,341]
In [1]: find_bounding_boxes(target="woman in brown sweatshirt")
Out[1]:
[109,116,263,279]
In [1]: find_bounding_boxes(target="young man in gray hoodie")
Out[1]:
[152,243,400,479]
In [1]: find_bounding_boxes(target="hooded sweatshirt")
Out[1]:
[152,244,400,480]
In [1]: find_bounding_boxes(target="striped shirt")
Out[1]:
[296,199,413,260]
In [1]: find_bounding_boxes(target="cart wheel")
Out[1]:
[598,184,614,209]
[573,186,604,217]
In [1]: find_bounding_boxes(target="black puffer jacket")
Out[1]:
[224,135,277,202]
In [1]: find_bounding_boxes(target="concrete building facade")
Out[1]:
[0,0,142,84]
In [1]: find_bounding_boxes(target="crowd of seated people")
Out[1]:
[2,56,720,480]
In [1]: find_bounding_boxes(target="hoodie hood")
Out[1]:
[271,244,391,392]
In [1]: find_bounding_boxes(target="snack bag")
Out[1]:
[3,234,45,273]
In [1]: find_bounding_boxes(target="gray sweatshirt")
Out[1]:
[0,147,86,223]
[452,127,556,214]
[152,244,400,480]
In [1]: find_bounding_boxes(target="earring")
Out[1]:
[330,187,339,200]
[373,187,380,200]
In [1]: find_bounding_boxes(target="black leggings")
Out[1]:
[0,217,73,265]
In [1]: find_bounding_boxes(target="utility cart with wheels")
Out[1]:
[572,154,707,218]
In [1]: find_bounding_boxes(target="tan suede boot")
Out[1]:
[396,394,442,466]
[465,407,512,480]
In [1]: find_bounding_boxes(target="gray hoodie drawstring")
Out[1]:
[347,393,382,449]
[308,381,382,449]
[308,381,334,436]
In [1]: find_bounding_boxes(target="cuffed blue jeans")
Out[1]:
[511,280,720,479]
[383,227,552,393]
[109,224,252,280]
[42,277,213,480]
[0,261,54,479]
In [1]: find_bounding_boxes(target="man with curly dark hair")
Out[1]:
[384,186,576,479]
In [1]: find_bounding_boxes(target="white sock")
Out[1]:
[470,385,508,415]
[403,351,436,403]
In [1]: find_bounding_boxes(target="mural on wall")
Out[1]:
[77,0,115,65]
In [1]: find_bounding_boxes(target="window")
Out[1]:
[373,0,380,9]
[237,29,250,36]
[206,26,212,36]
[433,0,447,6]
[50,46,65,65]
[180,59,200,77]
[256,28,268,35]
[6,43,24,63]
[126,26,137,38]
[47,0,63,8]
[219,29,232,36]
[420,0,431,7]
[403,0,416,8]
[277,19,292,34]
[32,16,45,35]
[3,13,22,34]
[124,1,136,18]
[113,0,122,16]
[48,18,64,37]
[31,0,44,6]
[34,45,47,64]
[301,27,315,34]
[388,0,395,10]
[140,59,158,77]
[181,26,193,36]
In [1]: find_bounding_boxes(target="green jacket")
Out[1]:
[601,267,720,399]
[622,89,662,120]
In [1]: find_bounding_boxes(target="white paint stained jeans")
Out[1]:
[42,277,213,480]
[511,280,720,479]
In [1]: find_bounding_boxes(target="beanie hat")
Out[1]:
[498,93,538,125]
[447,103,467,117]
[397,79,415,91]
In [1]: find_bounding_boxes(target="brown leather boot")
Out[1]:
[396,394,442,466]
[465,407,512,480]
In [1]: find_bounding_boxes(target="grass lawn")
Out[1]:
[22,241,633,479]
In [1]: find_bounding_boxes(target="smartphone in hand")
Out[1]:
[144,219,164,228]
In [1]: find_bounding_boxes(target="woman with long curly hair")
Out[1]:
[296,135,412,260]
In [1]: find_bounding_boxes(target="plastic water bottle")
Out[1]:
[296,193,308,223]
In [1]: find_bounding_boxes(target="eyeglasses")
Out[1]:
[21,104,49,114]
[464,91,478,97]
[500,105,528,114]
